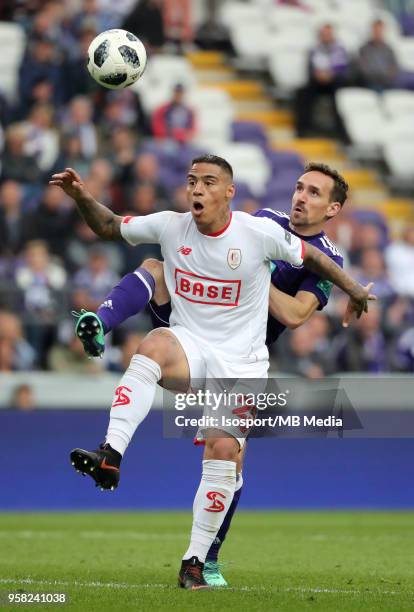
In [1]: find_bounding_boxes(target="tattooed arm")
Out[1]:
[49,167,122,240]
[302,242,375,319]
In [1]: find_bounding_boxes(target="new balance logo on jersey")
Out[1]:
[205,491,226,513]
[175,269,241,307]
[112,386,132,407]
[177,246,192,255]
[101,299,113,310]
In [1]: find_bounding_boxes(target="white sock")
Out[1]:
[106,354,161,455]
[235,471,243,492]
[183,459,236,563]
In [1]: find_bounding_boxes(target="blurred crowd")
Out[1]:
[1,0,414,377]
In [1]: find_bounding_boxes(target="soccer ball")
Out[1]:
[87,29,147,89]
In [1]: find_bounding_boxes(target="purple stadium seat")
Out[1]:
[399,12,414,36]
[231,181,255,209]
[396,71,414,91]
[267,149,304,175]
[232,121,268,149]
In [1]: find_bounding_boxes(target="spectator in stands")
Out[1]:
[0,310,36,371]
[64,24,100,101]
[108,127,138,186]
[68,0,117,39]
[122,0,166,53]
[54,134,91,178]
[49,335,105,373]
[171,184,190,212]
[163,0,193,49]
[66,218,120,272]
[356,248,395,301]
[18,35,64,109]
[0,181,26,257]
[23,184,76,260]
[334,302,388,372]
[385,225,414,298]
[1,123,43,185]
[0,1,14,20]
[23,103,59,172]
[295,23,350,142]
[194,0,234,54]
[128,152,168,204]
[18,77,56,120]
[14,240,67,367]
[29,3,65,46]
[100,89,150,144]
[152,84,196,144]
[88,157,124,212]
[10,383,36,411]
[72,245,120,308]
[277,320,333,378]
[129,184,160,216]
[61,95,97,159]
[394,326,414,372]
[358,19,399,92]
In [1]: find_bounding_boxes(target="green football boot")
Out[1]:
[72,310,105,357]
[203,561,228,587]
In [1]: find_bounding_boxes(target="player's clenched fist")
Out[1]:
[49,167,86,200]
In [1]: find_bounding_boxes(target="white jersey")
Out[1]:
[121,211,304,361]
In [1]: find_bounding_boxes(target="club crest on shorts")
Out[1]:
[227,248,242,270]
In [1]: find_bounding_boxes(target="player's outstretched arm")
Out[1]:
[302,242,376,318]
[269,286,319,329]
[49,167,123,240]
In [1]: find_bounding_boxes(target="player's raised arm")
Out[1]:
[269,286,319,329]
[302,242,376,318]
[49,167,123,240]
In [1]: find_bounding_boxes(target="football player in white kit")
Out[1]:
[50,157,373,589]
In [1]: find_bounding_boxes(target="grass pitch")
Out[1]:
[0,511,413,611]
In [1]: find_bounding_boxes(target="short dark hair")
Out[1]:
[303,162,348,206]
[191,154,233,179]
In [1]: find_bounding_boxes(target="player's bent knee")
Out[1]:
[141,258,169,305]
[141,258,163,282]
[205,436,239,462]
[136,333,169,367]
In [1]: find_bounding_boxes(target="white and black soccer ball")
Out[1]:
[87,29,147,89]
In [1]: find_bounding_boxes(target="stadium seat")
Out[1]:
[133,55,197,114]
[382,90,414,119]
[383,141,414,180]
[187,87,235,120]
[336,88,382,118]
[268,48,309,95]
[212,142,271,196]
[342,112,386,149]
[0,21,26,101]
[380,116,414,147]
[335,24,365,53]
[219,1,264,29]
[232,121,268,149]
[230,22,273,61]
[187,88,234,144]
[195,108,234,144]
[336,88,386,150]
[268,6,310,32]
[393,37,414,72]
[267,150,304,175]
[268,30,316,53]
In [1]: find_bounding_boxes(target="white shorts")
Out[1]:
[168,325,269,448]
